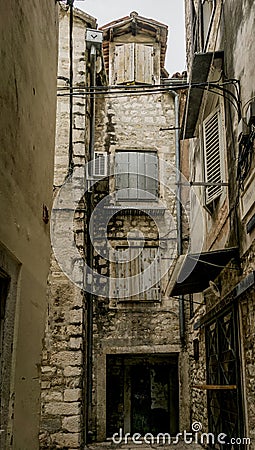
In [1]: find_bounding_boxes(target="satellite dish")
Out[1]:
[209,280,221,298]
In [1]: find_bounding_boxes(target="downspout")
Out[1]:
[89,44,97,160]
[85,43,96,444]
[169,90,185,343]
[68,0,74,174]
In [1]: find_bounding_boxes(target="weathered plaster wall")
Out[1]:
[0,2,58,448]
[184,1,255,445]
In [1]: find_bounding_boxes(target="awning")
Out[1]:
[169,247,238,296]
[182,51,224,139]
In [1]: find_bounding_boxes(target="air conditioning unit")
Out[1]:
[93,152,107,177]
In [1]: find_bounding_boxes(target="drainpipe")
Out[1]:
[85,43,96,444]
[85,27,103,442]
[169,90,185,343]
[68,0,74,174]
[89,44,97,160]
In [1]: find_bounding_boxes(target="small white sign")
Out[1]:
[86,29,103,45]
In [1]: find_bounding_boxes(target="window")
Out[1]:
[115,151,158,201]
[202,108,224,205]
[114,43,154,85]
[115,246,160,301]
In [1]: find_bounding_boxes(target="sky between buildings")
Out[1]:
[74,0,186,76]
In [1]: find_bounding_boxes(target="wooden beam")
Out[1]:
[193,385,237,390]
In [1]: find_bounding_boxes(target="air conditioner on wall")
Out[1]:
[93,152,108,177]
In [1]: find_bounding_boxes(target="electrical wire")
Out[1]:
[56,80,241,118]
[242,96,255,116]
[57,79,240,94]
[237,125,255,190]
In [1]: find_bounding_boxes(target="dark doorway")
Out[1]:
[206,306,244,449]
[106,354,179,437]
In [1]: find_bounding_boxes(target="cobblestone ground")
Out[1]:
[85,440,204,450]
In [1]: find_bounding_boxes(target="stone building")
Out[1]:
[39,7,190,449]
[169,0,255,447]
[0,1,58,449]
[91,12,189,442]
[39,6,100,450]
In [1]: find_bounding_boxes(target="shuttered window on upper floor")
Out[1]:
[114,43,154,85]
[202,108,224,205]
[115,151,158,201]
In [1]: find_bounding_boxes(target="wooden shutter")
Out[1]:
[114,44,134,84]
[203,109,224,204]
[115,152,130,199]
[116,247,160,301]
[141,247,160,301]
[135,44,154,84]
[144,152,158,199]
[115,151,158,201]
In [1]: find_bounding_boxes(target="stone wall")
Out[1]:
[188,302,208,432]
[39,8,96,449]
[91,76,189,440]
[239,241,255,446]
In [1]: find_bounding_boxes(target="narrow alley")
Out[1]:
[1,1,255,450]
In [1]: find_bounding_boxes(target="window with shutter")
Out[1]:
[116,246,160,301]
[115,151,158,201]
[114,43,154,85]
[203,108,224,205]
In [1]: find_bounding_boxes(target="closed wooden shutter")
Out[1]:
[116,247,160,301]
[144,152,158,199]
[140,247,160,301]
[115,151,130,199]
[115,151,158,200]
[135,44,154,84]
[203,108,224,204]
[114,44,135,84]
